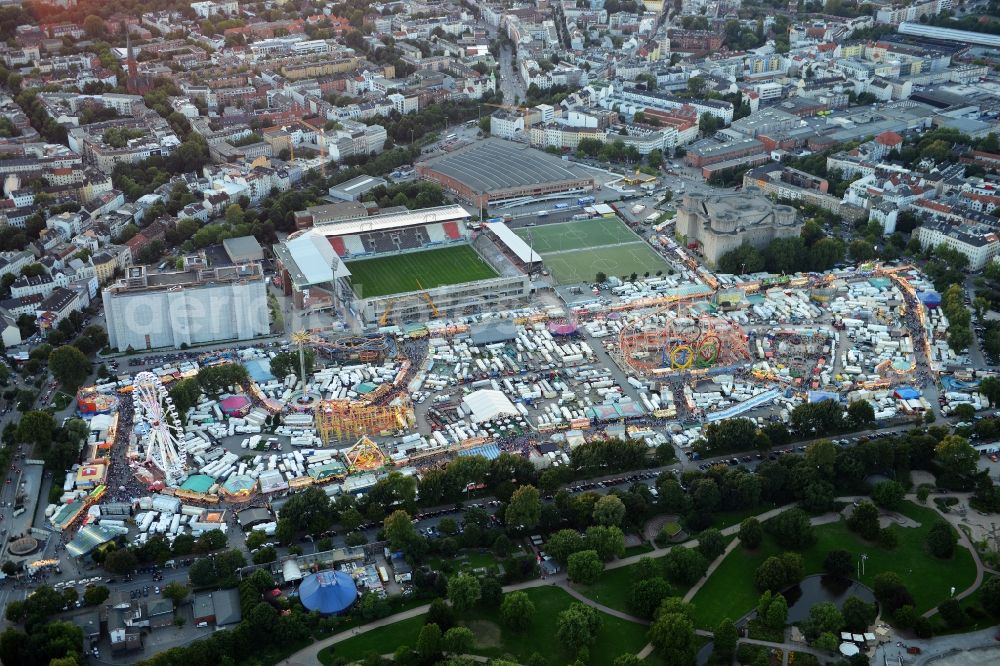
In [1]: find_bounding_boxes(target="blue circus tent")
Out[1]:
[298,570,358,615]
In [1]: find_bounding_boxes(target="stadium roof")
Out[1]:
[421,139,589,193]
[314,204,469,237]
[299,570,358,615]
[485,222,542,264]
[276,230,350,288]
[462,389,518,423]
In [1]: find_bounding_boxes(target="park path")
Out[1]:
[683,537,740,603]
[914,493,986,618]
[281,494,988,664]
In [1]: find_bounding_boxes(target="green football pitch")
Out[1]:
[344,245,498,298]
[514,216,640,253]
[514,217,669,285]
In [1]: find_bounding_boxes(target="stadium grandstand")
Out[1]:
[273,205,532,327]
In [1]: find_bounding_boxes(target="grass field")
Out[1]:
[515,217,669,285]
[318,587,651,665]
[345,244,498,298]
[542,244,670,285]
[515,217,640,253]
[689,502,978,630]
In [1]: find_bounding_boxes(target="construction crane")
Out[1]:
[379,300,397,327]
[415,279,439,318]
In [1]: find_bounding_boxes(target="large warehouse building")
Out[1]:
[416,139,597,208]
[273,204,532,326]
[102,264,269,351]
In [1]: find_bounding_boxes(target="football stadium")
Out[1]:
[274,205,532,326]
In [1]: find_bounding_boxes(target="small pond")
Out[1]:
[783,574,876,624]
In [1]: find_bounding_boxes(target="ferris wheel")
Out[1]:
[132,371,188,486]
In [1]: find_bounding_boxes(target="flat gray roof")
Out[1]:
[420,139,590,194]
[222,235,263,260]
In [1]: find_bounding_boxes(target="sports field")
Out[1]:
[514,216,639,253]
[345,245,497,298]
[515,217,669,285]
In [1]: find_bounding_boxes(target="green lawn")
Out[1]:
[690,502,978,630]
[318,613,427,664]
[575,547,710,615]
[50,391,73,411]
[514,216,670,285]
[541,243,670,285]
[318,587,651,665]
[345,244,497,298]
[929,575,1000,634]
[514,217,640,253]
[426,550,504,576]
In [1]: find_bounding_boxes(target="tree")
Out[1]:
[627,577,672,619]
[805,440,837,475]
[545,529,586,564]
[662,547,708,586]
[268,349,315,381]
[416,622,442,662]
[841,596,877,632]
[505,485,541,530]
[567,549,604,584]
[846,400,875,428]
[252,545,277,564]
[938,598,967,628]
[739,517,763,549]
[764,593,788,630]
[48,345,91,391]
[103,549,137,574]
[766,508,815,549]
[500,591,535,633]
[649,610,697,665]
[384,509,422,553]
[814,632,839,652]
[849,239,876,262]
[584,525,625,561]
[427,597,456,631]
[872,572,914,615]
[447,574,481,613]
[823,549,853,577]
[847,501,881,541]
[714,618,738,662]
[805,602,844,640]
[442,626,474,655]
[83,585,109,606]
[83,15,105,38]
[872,480,905,509]
[980,376,1000,407]
[16,410,55,451]
[926,520,958,558]
[687,76,707,96]
[162,582,189,606]
[935,435,978,486]
[697,528,725,560]
[614,656,643,666]
[754,556,791,592]
[981,576,1000,616]
[593,494,626,526]
[556,603,603,652]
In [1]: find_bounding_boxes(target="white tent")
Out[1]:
[839,643,860,657]
[462,389,518,423]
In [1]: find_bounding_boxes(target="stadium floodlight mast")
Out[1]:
[132,371,187,486]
